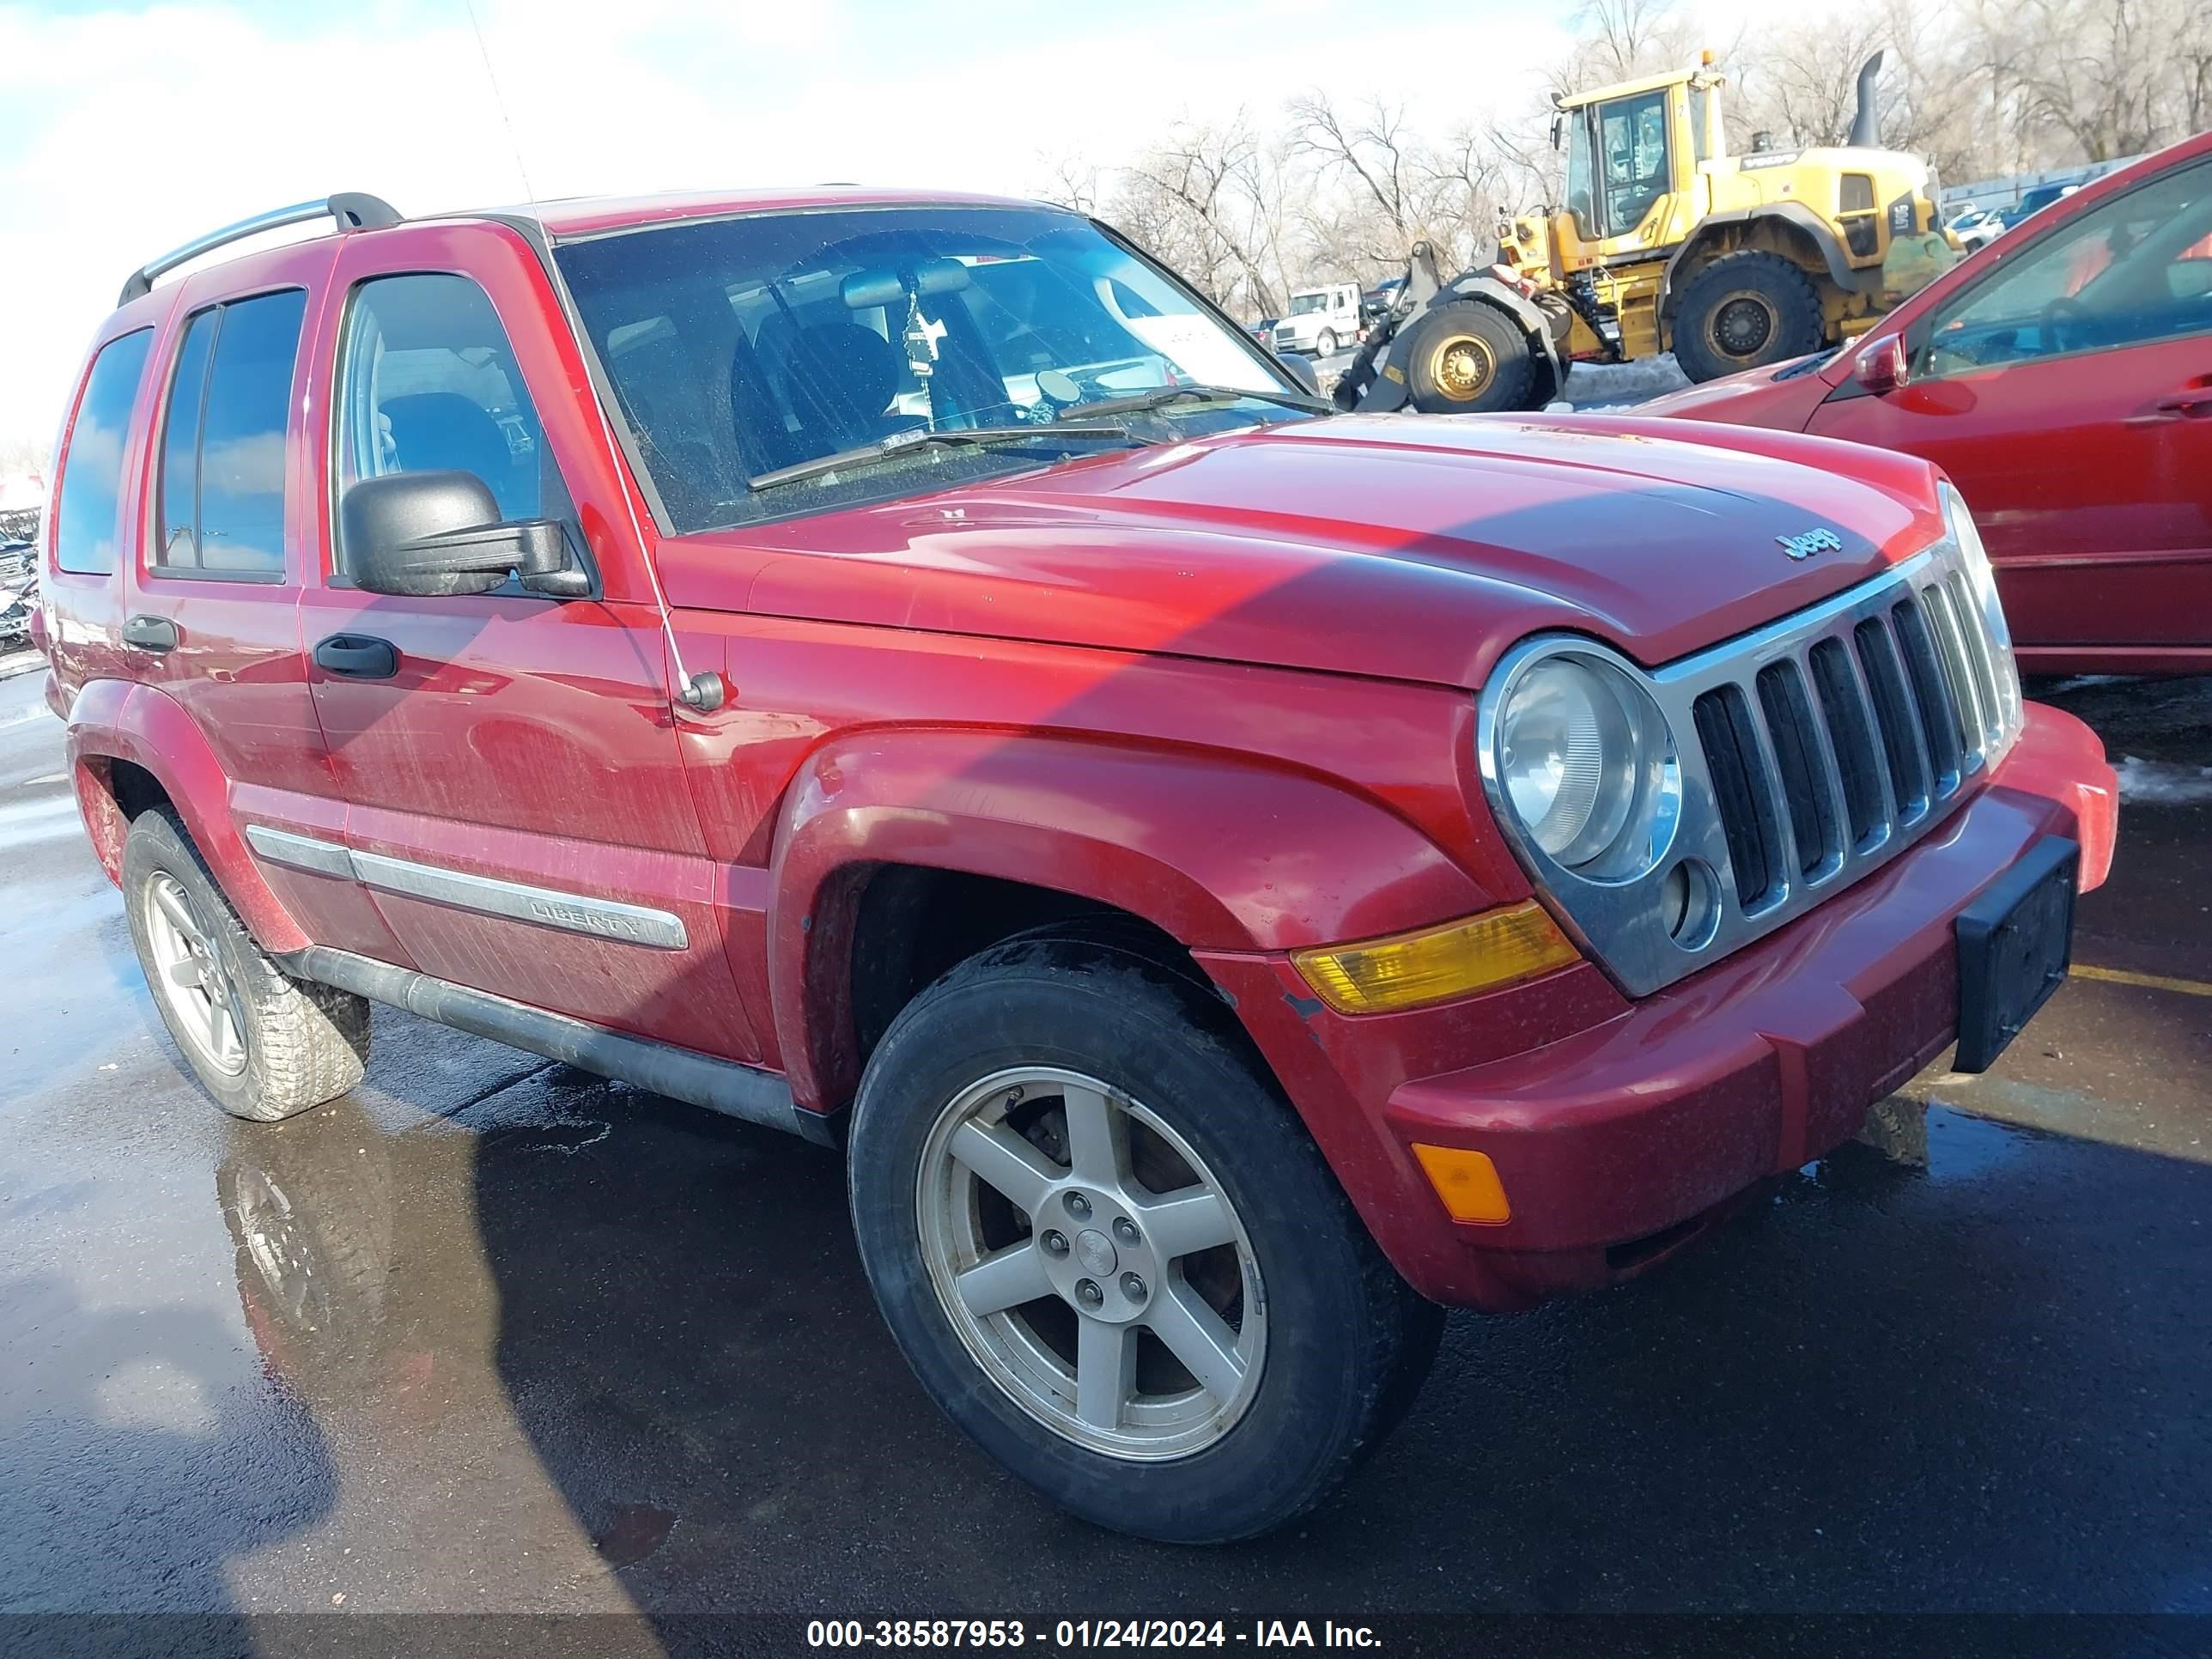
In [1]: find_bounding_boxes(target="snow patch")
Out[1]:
[2115,754,2212,805]
[1560,354,1692,410]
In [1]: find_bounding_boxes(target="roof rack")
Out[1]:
[118,192,402,307]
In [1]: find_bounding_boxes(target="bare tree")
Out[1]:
[1034,0,2197,309]
[1973,0,2176,162]
[1561,0,1700,87]
[1287,92,1424,252]
[1075,117,1301,317]
[1038,155,1103,216]
[0,436,45,480]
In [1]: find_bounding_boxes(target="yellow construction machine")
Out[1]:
[1334,52,1958,414]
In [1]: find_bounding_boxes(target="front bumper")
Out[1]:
[1198,702,2117,1311]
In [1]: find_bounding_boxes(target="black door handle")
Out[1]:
[122,615,179,653]
[313,633,399,679]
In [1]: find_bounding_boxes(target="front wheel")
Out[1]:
[847,934,1441,1543]
[1314,328,1339,358]
[1400,301,1536,414]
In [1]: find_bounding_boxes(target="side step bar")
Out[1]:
[285,945,838,1147]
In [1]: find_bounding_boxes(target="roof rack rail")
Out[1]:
[118,192,402,307]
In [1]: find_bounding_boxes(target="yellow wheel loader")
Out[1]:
[1334,52,1959,415]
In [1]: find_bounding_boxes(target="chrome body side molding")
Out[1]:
[244,824,356,880]
[240,828,688,951]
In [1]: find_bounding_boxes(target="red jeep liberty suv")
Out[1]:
[39,188,2117,1543]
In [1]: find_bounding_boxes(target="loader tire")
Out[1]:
[1401,301,1534,415]
[1671,251,1826,383]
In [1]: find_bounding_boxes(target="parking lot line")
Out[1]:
[2073,963,2212,999]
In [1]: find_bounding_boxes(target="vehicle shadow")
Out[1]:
[211,1065,2212,1628]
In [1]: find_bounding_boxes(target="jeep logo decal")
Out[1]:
[1777,528,1844,562]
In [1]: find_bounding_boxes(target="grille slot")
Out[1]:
[1808,638,1885,848]
[1693,684,1782,910]
[1891,598,1963,791]
[1930,574,2001,757]
[1754,660,1840,878]
[1852,616,1929,822]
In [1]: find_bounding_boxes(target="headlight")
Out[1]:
[1492,652,1677,879]
[1939,480,2021,728]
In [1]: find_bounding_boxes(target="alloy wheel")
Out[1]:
[915,1066,1267,1460]
[145,872,249,1076]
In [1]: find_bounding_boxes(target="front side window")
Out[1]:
[1597,91,1671,237]
[1921,159,2212,379]
[1687,84,1715,165]
[155,289,307,578]
[554,204,1306,533]
[53,329,153,575]
[332,273,555,573]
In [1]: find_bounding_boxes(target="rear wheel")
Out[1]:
[1401,301,1535,414]
[1670,251,1826,382]
[847,935,1442,1543]
[123,808,368,1121]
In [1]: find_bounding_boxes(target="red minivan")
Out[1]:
[39,185,2115,1543]
[1644,131,2212,678]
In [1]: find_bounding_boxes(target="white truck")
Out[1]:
[1270,283,1361,357]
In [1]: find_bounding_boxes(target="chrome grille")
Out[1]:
[1697,569,2014,915]
[1480,538,2021,998]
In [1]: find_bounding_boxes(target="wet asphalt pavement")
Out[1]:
[2,653,2209,1650]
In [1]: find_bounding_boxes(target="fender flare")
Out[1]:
[65,678,312,954]
[1660,204,1868,319]
[763,728,1494,1110]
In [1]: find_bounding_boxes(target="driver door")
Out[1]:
[1809,155,2212,662]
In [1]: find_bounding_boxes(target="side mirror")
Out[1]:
[1855,333,1911,396]
[1277,352,1321,395]
[342,471,586,599]
[1549,113,1564,151]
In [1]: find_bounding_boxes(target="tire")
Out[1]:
[1401,301,1534,414]
[1670,250,1826,383]
[122,808,368,1121]
[1314,328,1338,358]
[848,935,1443,1544]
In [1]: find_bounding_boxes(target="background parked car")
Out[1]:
[0,538,38,649]
[2006,182,2082,228]
[1947,206,2005,252]
[1642,130,2212,678]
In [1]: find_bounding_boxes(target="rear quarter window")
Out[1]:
[155,289,307,579]
[53,330,155,575]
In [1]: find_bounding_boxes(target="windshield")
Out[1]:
[553,204,1302,532]
[1288,292,1330,314]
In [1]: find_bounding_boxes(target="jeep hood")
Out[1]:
[663,413,1947,690]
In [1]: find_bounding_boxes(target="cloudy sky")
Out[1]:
[0,0,1604,459]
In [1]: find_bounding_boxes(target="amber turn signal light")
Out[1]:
[1290,901,1578,1015]
[1411,1144,1512,1224]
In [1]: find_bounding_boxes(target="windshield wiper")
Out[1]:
[749,424,1137,491]
[1054,384,1332,421]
